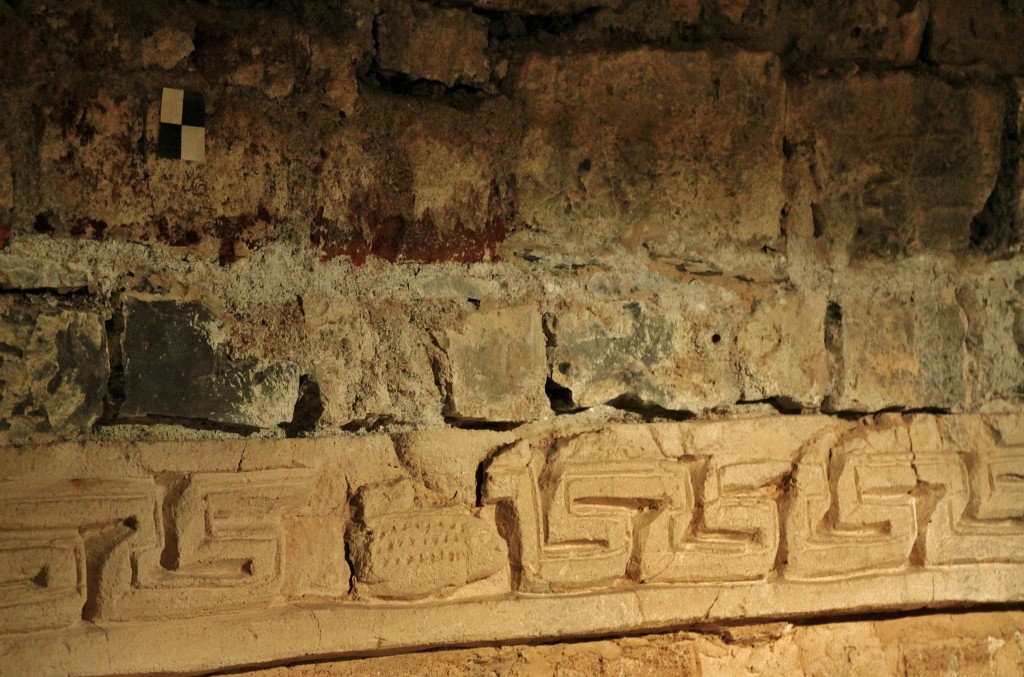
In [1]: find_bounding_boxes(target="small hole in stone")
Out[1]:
[31,567,49,588]
[711,333,722,344]
[123,517,139,530]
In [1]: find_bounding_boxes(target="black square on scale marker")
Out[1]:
[158,87,205,162]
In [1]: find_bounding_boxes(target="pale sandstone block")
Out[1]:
[441,305,549,422]
[512,49,785,262]
[787,73,1003,260]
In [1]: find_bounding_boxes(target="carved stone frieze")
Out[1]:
[1,414,1022,676]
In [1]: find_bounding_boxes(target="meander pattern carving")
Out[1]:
[0,415,1022,637]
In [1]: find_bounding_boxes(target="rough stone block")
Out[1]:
[194,21,305,100]
[35,85,290,261]
[308,35,360,117]
[548,285,827,413]
[376,2,490,88]
[120,297,299,428]
[305,299,442,428]
[140,26,194,69]
[930,0,1024,74]
[0,254,91,292]
[308,93,513,265]
[441,305,549,423]
[780,0,928,66]
[787,73,1003,260]
[0,301,108,440]
[737,287,829,407]
[1015,81,1024,241]
[512,49,785,263]
[826,283,967,412]
[956,270,1024,407]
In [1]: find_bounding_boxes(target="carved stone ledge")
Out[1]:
[1,413,1022,675]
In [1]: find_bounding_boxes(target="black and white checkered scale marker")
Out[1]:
[158,87,205,162]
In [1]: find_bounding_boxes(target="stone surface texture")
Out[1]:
[238,610,1024,677]
[0,414,1022,676]
[1,0,1023,675]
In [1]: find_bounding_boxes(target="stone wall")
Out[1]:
[0,0,1022,675]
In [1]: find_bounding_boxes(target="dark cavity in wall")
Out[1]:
[970,83,1022,254]
[280,375,324,437]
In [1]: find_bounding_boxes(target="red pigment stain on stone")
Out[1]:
[311,184,510,265]
[0,223,10,249]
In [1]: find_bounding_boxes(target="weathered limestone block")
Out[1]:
[930,0,1024,73]
[787,73,1003,260]
[376,2,490,88]
[914,416,1024,565]
[548,285,827,413]
[590,0,704,42]
[306,299,442,428]
[826,283,967,412]
[282,516,350,599]
[440,305,549,422]
[956,269,1024,408]
[780,0,928,66]
[0,301,108,441]
[736,287,828,407]
[0,254,91,292]
[347,479,507,599]
[0,437,332,635]
[120,297,299,428]
[512,49,785,264]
